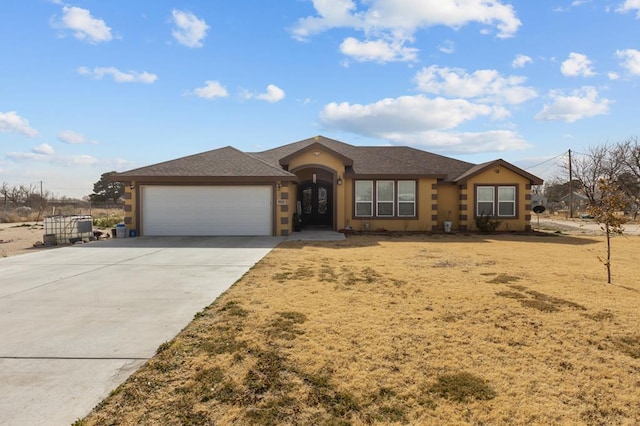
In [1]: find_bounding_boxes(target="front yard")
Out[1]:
[81,234,640,425]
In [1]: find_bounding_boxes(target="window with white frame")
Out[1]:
[477,186,495,216]
[476,185,517,217]
[376,181,394,216]
[354,180,417,218]
[498,186,516,216]
[398,181,416,217]
[355,181,373,217]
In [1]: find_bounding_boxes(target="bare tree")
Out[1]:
[589,179,628,284]
[569,144,619,205]
[614,138,640,218]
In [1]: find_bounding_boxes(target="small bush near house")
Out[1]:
[475,214,501,233]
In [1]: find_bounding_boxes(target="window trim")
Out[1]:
[474,184,518,219]
[354,179,418,219]
[376,180,395,217]
[397,180,416,217]
[355,180,374,217]
[497,186,516,217]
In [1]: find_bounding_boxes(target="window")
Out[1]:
[377,181,394,216]
[354,180,417,218]
[476,185,517,217]
[477,186,495,216]
[398,181,416,217]
[498,186,516,216]
[355,181,373,217]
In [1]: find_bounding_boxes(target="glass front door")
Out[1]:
[299,181,332,227]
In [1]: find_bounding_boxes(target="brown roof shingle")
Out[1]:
[115,146,294,179]
[113,135,542,185]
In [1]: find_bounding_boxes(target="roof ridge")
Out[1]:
[244,151,295,176]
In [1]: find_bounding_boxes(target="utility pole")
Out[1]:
[568,149,573,219]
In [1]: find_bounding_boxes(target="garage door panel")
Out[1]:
[142,186,272,236]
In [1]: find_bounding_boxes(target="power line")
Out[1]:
[524,151,567,172]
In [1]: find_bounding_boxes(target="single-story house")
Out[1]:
[112,135,543,236]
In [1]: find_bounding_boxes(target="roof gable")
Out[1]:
[278,141,354,168]
[453,159,544,185]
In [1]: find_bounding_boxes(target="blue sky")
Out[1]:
[2,0,640,198]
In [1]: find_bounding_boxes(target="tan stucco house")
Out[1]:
[112,135,543,236]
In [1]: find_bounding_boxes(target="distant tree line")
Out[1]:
[1,182,50,210]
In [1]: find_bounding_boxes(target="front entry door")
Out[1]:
[299,181,332,227]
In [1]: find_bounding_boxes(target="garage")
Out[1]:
[141,186,273,236]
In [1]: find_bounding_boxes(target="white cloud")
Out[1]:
[243,84,286,103]
[415,66,537,105]
[616,48,640,74]
[617,0,640,17]
[171,10,209,48]
[291,0,520,63]
[561,52,596,77]
[512,54,533,68]
[608,72,620,80]
[319,95,528,153]
[320,95,497,137]
[256,85,286,103]
[5,151,48,161]
[384,130,530,153]
[535,86,611,123]
[53,6,112,44]
[33,143,55,155]
[78,66,158,83]
[56,155,99,167]
[340,37,418,62]
[0,111,38,137]
[192,81,229,99]
[58,130,85,144]
[438,40,455,54]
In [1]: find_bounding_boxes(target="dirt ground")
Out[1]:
[0,222,50,258]
[0,222,113,258]
[79,231,640,425]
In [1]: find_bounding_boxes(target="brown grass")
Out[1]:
[80,234,640,425]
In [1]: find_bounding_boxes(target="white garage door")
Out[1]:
[142,186,273,236]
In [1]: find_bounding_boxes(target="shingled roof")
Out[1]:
[250,136,475,181]
[113,135,541,184]
[114,146,294,180]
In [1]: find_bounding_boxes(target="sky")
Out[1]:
[2,0,640,198]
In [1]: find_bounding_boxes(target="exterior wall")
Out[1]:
[288,148,347,231]
[343,177,438,232]
[434,182,459,231]
[276,182,291,236]
[123,182,137,232]
[463,165,532,231]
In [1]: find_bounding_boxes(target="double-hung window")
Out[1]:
[376,181,394,216]
[355,181,373,217]
[476,185,516,217]
[355,180,417,217]
[398,181,416,217]
[497,186,516,216]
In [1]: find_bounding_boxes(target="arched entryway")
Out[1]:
[299,180,333,227]
[293,166,336,229]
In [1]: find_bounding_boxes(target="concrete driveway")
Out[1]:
[0,236,281,426]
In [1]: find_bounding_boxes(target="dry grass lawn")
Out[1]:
[80,233,640,425]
